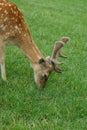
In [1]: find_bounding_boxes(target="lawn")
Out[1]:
[0,0,87,129]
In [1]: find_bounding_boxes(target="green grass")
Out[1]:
[0,0,87,129]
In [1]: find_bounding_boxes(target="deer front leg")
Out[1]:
[0,46,7,81]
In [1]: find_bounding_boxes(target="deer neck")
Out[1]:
[20,33,43,64]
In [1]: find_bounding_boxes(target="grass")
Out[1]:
[0,0,87,129]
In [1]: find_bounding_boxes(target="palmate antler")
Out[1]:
[51,37,70,73]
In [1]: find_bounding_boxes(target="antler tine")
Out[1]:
[57,37,70,58]
[61,37,70,43]
[51,37,70,73]
[51,41,64,73]
[58,37,70,58]
[52,41,64,59]
[52,37,70,60]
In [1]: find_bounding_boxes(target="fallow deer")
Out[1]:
[0,0,70,88]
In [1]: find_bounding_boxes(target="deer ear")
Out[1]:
[39,58,46,67]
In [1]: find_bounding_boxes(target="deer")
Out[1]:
[0,0,70,88]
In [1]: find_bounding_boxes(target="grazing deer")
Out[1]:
[0,0,70,88]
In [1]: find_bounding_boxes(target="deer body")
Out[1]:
[0,0,70,88]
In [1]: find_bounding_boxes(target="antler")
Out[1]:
[51,37,70,73]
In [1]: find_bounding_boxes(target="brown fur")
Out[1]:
[0,0,54,88]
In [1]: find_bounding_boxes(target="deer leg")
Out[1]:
[0,46,7,81]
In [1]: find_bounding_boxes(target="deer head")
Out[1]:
[33,37,70,88]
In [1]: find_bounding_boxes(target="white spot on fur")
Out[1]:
[0,3,4,6]
[4,17,8,22]
[11,8,13,13]
[0,24,4,28]
[0,24,7,31]
[24,34,27,37]
[8,4,11,7]
[2,25,7,31]
[4,10,8,14]
[19,30,21,34]
[15,25,19,30]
